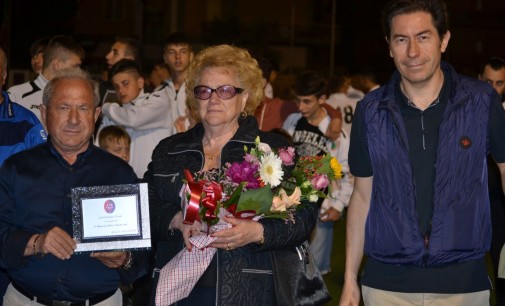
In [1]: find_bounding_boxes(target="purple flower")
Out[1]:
[279,147,295,166]
[226,161,260,189]
[311,173,329,190]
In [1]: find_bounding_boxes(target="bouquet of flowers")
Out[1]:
[181,136,343,230]
[155,136,343,305]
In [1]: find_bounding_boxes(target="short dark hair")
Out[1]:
[252,55,272,80]
[328,73,349,94]
[114,35,142,63]
[43,35,85,69]
[381,0,449,39]
[98,125,131,148]
[293,71,327,98]
[480,57,505,75]
[163,31,191,51]
[109,58,142,80]
[30,37,50,57]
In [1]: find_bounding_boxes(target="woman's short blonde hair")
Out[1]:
[186,45,264,121]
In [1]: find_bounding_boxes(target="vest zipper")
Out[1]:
[423,219,432,265]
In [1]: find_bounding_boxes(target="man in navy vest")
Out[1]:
[339,0,505,305]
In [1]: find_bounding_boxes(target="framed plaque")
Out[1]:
[71,183,151,253]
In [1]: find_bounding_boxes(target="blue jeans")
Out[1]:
[309,220,333,274]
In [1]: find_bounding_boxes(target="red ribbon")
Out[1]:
[183,170,223,225]
[183,169,256,225]
[184,181,203,225]
[225,203,257,220]
[200,182,222,222]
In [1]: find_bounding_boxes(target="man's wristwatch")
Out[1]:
[119,252,134,270]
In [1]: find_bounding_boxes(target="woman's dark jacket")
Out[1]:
[145,116,326,305]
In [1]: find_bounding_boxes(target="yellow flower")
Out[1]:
[330,157,343,179]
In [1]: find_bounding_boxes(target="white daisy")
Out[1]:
[259,152,284,187]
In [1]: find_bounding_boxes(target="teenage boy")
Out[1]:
[282,71,353,275]
[160,31,194,132]
[8,35,84,122]
[99,59,173,177]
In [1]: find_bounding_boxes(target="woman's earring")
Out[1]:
[240,111,247,119]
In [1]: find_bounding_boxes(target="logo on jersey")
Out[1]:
[40,130,47,140]
[459,136,472,149]
[104,199,116,214]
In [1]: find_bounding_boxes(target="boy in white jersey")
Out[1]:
[98,59,173,177]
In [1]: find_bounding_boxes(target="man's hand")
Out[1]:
[90,251,128,268]
[339,277,361,306]
[37,226,76,260]
[320,207,341,222]
[326,117,342,141]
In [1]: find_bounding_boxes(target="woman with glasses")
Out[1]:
[145,45,328,305]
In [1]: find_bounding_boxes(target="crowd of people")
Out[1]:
[0,0,504,305]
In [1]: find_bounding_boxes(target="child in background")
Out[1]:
[282,71,353,275]
[98,59,174,178]
[98,125,131,163]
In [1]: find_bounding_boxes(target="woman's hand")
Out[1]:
[170,211,202,252]
[209,216,264,250]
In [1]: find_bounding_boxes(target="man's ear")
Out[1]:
[385,36,393,58]
[318,94,327,104]
[138,77,145,90]
[440,31,451,53]
[94,107,101,123]
[40,104,47,125]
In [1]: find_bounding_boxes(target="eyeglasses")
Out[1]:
[193,85,244,100]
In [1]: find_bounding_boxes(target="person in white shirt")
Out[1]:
[8,35,84,123]
[160,31,194,133]
[326,73,363,135]
[98,59,174,177]
[282,71,353,275]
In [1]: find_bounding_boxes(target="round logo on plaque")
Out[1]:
[104,199,116,214]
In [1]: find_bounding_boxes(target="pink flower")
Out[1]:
[311,173,329,190]
[271,187,302,212]
[244,153,259,166]
[278,147,295,166]
[226,161,260,189]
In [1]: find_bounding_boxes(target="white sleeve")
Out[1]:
[323,130,353,212]
[101,93,171,130]
[282,113,302,136]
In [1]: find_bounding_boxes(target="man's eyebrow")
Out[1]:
[391,29,432,39]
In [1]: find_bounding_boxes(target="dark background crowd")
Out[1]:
[1,0,505,92]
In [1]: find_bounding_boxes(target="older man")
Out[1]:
[0,68,145,305]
